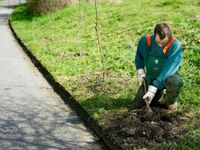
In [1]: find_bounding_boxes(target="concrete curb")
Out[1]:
[9,20,122,150]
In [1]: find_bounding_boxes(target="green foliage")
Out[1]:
[155,136,200,150]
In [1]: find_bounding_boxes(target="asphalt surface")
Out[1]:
[0,0,104,149]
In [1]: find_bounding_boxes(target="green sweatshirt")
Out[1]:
[135,34,182,89]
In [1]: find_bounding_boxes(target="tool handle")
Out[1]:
[143,78,152,112]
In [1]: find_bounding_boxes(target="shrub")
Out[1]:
[27,0,123,14]
[27,0,74,14]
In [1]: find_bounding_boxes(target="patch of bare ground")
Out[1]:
[106,107,193,149]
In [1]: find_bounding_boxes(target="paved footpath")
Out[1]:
[0,0,104,149]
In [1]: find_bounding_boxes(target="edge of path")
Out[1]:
[8,19,123,150]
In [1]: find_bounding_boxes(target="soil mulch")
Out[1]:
[58,71,196,149]
[106,107,190,149]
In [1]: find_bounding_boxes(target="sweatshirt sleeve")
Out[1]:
[153,40,182,89]
[135,36,146,69]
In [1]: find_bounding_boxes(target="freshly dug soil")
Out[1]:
[106,107,189,149]
[59,71,195,149]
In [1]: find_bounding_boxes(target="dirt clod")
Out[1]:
[106,107,189,149]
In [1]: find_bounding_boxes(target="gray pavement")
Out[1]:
[0,0,104,149]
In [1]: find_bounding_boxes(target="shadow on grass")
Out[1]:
[155,135,200,150]
[68,72,137,121]
[79,93,133,117]
[10,4,34,21]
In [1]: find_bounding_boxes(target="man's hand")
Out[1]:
[137,69,145,79]
[143,85,158,104]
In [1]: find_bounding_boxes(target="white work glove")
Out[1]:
[137,69,145,79]
[143,85,158,104]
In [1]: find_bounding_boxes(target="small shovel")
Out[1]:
[143,78,153,113]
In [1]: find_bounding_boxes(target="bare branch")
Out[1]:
[94,0,106,79]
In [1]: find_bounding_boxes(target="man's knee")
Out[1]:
[164,73,183,104]
[165,73,183,90]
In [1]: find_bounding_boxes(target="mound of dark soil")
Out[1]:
[106,107,189,149]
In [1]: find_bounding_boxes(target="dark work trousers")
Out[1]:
[131,73,183,109]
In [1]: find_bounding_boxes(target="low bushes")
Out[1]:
[27,0,73,14]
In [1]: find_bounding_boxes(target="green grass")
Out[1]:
[11,0,200,149]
